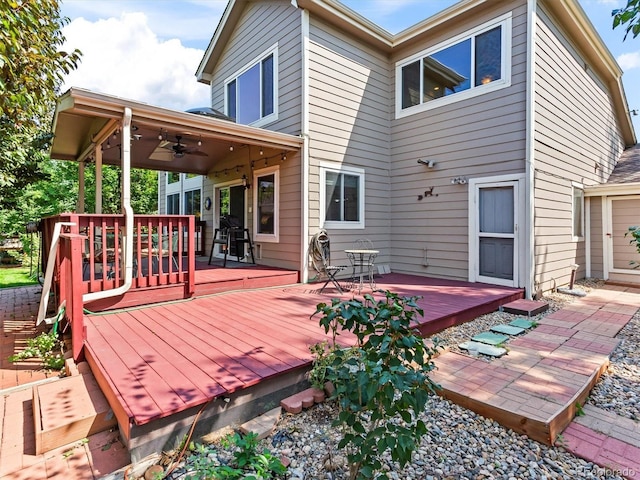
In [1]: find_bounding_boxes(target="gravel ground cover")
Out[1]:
[164,281,635,480]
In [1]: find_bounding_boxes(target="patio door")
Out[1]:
[470,178,521,287]
[605,196,640,284]
[215,184,246,258]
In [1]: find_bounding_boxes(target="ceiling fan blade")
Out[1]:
[149,150,174,162]
[186,149,208,157]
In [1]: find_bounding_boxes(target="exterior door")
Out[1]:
[606,196,640,284]
[473,180,519,286]
[215,184,245,257]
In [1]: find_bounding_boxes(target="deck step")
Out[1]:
[501,299,549,316]
[33,370,117,455]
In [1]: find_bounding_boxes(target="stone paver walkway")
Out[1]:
[431,285,640,479]
[1,286,130,479]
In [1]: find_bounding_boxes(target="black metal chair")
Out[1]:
[310,229,347,293]
[208,215,255,267]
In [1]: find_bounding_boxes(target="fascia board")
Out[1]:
[61,88,304,150]
[585,183,640,197]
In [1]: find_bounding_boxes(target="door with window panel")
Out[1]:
[476,182,518,286]
[216,185,245,257]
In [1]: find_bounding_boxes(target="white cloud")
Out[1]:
[618,51,640,71]
[61,12,211,111]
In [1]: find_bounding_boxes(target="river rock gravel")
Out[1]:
[162,280,634,480]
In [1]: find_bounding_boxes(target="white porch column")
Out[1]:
[77,161,85,213]
[95,145,103,214]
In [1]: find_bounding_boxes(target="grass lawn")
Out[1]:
[0,266,39,288]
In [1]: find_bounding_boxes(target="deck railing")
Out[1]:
[42,213,196,301]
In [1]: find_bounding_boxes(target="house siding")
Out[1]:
[533,5,625,292]
[306,16,392,271]
[388,0,528,281]
[205,1,303,270]
[209,1,302,136]
[589,197,604,279]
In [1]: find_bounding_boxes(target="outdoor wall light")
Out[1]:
[242,174,251,190]
[417,159,435,168]
[451,176,467,185]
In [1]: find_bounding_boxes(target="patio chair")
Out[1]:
[208,215,255,267]
[309,229,347,293]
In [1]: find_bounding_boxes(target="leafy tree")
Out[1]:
[0,0,81,208]
[313,292,441,480]
[613,0,640,40]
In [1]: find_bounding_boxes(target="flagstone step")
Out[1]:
[459,341,508,358]
[490,324,525,335]
[471,331,509,346]
[509,317,535,329]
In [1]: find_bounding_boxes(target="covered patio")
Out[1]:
[44,88,303,358]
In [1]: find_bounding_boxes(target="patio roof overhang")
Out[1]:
[50,87,303,175]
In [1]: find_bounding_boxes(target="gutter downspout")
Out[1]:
[525,0,537,299]
[299,5,311,283]
[83,107,134,303]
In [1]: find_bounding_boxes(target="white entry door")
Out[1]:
[605,196,640,283]
[470,177,523,287]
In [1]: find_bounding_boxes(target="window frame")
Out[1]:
[572,182,585,241]
[164,172,202,216]
[253,165,280,243]
[395,13,512,119]
[319,162,365,230]
[224,44,279,127]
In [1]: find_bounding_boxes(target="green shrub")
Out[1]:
[313,291,442,479]
[9,330,64,370]
[186,432,286,480]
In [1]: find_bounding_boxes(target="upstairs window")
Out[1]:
[396,14,511,118]
[225,45,278,126]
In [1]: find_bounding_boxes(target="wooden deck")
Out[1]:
[82,273,522,460]
[84,258,299,311]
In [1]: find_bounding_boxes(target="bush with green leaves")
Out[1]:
[9,330,65,370]
[185,432,286,480]
[625,226,640,267]
[312,291,442,480]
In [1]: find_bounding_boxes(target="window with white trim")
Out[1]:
[164,172,202,217]
[225,45,278,127]
[396,13,511,118]
[320,164,365,229]
[253,166,279,242]
[572,183,584,240]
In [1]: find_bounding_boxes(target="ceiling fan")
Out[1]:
[160,135,208,158]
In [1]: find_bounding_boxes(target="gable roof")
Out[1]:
[585,144,640,196]
[196,0,635,146]
[606,144,640,185]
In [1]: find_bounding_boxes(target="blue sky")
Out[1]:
[60,0,639,137]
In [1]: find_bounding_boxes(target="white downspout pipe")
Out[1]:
[83,107,134,303]
[525,0,537,299]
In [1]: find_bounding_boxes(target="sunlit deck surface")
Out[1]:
[84,273,523,436]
